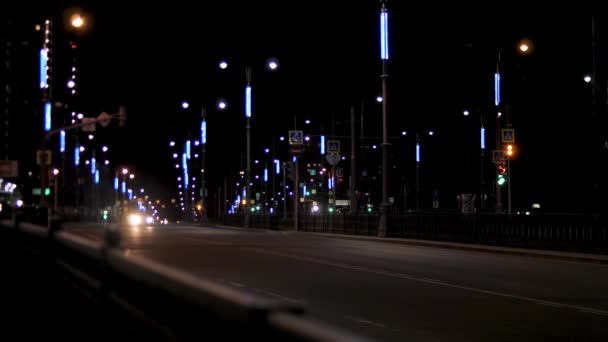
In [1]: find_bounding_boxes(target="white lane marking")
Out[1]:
[245,248,608,318]
[345,316,387,329]
[249,287,303,304]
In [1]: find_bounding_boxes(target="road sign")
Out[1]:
[492,150,506,164]
[36,150,52,166]
[288,130,304,145]
[0,160,18,178]
[82,117,97,132]
[326,154,340,166]
[291,144,305,156]
[327,140,340,154]
[97,112,112,127]
[501,129,515,143]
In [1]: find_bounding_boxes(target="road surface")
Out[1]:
[66,223,608,341]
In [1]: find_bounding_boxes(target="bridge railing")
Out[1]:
[0,216,369,341]
[222,211,608,254]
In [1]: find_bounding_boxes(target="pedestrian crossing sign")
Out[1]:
[501,129,515,143]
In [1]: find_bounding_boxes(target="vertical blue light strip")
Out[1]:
[182,153,189,187]
[44,102,51,131]
[321,135,326,155]
[275,159,280,174]
[39,49,47,89]
[91,157,96,175]
[245,86,252,118]
[121,181,126,194]
[114,176,119,190]
[380,9,389,60]
[94,169,100,184]
[328,177,333,190]
[201,120,207,145]
[128,189,133,200]
[264,168,268,183]
[186,140,191,160]
[74,147,80,166]
[303,185,307,198]
[416,143,421,163]
[242,189,246,200]
[494,72,501,106]
[481,127,486,150]
[60,130,66,153]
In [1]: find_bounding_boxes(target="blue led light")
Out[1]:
[245,86,252,118]
[380,9,389,60]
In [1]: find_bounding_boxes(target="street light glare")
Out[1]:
[463,110,470,116]
[219,60,228,70]
[266,57,279,71]
[584,75,592,83]
[519,43,529,52]
[122,168,128,175]
[181,101,189,109]
[518,38,533,55]
[130,174,135,179]
[376,96,383,103]
[428,131,434,136]
[67,80,75,89]
[217,99,227,110]
[71,14,84,28]
[401,131,407,136]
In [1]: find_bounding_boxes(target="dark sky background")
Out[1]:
[5,2,601,212]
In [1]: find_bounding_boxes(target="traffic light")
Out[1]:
[497,162,507,186]
[286,161,295,181]
[497,174,506,186]
[102,210,109,221]
[506,144,514,157]
[44,187,51,196]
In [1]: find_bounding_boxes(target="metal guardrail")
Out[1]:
[302,212,608,253]
[0,217,370,341]
[222,211,608,254]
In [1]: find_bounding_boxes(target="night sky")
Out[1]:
[4,2,600,212]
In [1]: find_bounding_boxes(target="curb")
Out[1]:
[306,232,608,264]
[188,224,608,264]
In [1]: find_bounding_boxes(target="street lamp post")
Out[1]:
[416,134,420,210]
[220,58,279,228]
[245,66,252,228]
[378,0,390,237]
[200,107,208,224]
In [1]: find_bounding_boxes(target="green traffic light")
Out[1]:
[497,175,506,186]
[44,187,51,196]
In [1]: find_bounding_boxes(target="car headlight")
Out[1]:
[127,213,143,226]
[145,216,154,225]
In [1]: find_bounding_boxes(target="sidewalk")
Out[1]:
[200,222,608,264]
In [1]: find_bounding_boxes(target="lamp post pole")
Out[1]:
[378,0,390,237]
[200,107,208,224]
[244,66,252,228]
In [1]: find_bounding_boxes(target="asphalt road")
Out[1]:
[66,223,608,341]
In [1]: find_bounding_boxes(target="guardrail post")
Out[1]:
[48,214,62,237]
[105,225,122,249]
